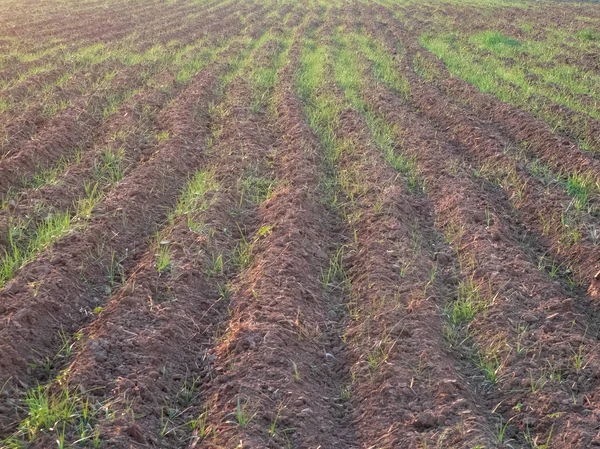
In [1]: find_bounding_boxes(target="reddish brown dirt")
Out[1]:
[29,77,267,449]
[346,6,600,438]
[352,8,600,445]
[0,8,282,440]
[0,11,246,255]
[3,1,600,448]
[198,36,361,449]
[376,2,600,172]
[0,1,194,83]
[0,0,253,170]
[407,69,600,288]
[22,22,309,449]
[363,0,600,286]
[364,82,600,446]
[331,105,496,447]
[0,60,224,424]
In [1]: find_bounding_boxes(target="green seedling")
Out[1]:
[524,423,553,449]
[496,415,515,445]
[478,353,501,385]
[93,147,124,184]
[529,369,547,394]
[268,402,286,438]
[236,397,257,427]
[188,406,210,441]
[208,253,224,276]
[75,181,102,219]
[320,246,348,292]
[1,213,71,288]
[291,361,300,382]
[238,173,274,205]
[446,278,484,326]
[156,242,172,274]
[232,233,252,270]
[105,250,125,293]
[572,345,590,372]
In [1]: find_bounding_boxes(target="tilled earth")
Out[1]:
[2,0,600,448]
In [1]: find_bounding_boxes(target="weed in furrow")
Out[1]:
[380,7,600,203]
[199,18,364,449]
[0,3,265,187]
[421,31,600,154]
[0,0,235,95]
[359,5,600,302]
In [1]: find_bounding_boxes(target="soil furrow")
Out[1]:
[0,0,202,80]
[0,3,264,194]
[0,11,299,445]
[0,16,247,258]
[0,56,232,425]
[402,68,600,294]
[0,0,251,165]
[360,0,600,317]
[199,27,361,448]
[334,98,495,449]
[4,0,209,48]
[16,68,275,449]
[359,0,600,272]
[295,13,500,448]
[2,1,600,448]
[362,65,600,445]
[373,4,600,180]
[0,11,284,434]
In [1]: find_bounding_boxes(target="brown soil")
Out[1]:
[0,4,282,439]
[0,0,250,169]
[3,1,600,448]
[0,8,248,255]
[0,54,226,429]
[198,32,359,449]
[31,72,268,449]
[353,7,600,446]
[331,99,495,448]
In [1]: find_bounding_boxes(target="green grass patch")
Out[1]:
[473,30,520,56]
[174,169,219,217]
[93,147,124,184]
[2,383,99,448]
[353,33,410,98]
[566,171,598,213]
[238,172,274,205]
[1,212,71,288]
[445,278,485,326]
[421,29,600,152]
[577,28,600,41]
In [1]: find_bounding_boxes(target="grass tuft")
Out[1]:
[1,213,71,288]
[445,278,485,327]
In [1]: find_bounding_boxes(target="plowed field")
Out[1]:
[2,0,600,447]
